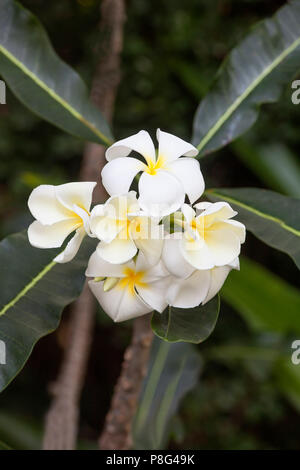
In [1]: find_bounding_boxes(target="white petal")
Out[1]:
[54,228,85,263]
[90,194,140,242]
[28,185,72,224]
[130,218,164,266]
[97,237,137,264]
[55,182,96,212]
[137,254,170,281]
[228,257,240,270]
[135,238,164,266]
[181,203,196,224]
[105,130,156,163]
[73,204,92,236]
[145,263,170,282]
[157,129,198,163]
[28,219,79,249]
[205,222,241,266]
[169,158,205,204]
[88,280,152,322]
[194,201,213,214]
[198,202,237,227]
[86,249,134,278]
[90,204,105,219]
[101,157,145,196]
[166,270,210,308]
[179,204,198,241]
[203,265,232,304]
[107,192,140,219]
[139,170,185,217]
[90,205,125,243]
[162,234,195,278]
[93,217,124,243]
[136,277,170,313]
[224,219,246,243]
[182,236,215,270]
[129,215,164,240]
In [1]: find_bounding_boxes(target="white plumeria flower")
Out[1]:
[101,129,205,217]
[163,201,245,271]
[90,191,164,265]
[86,251,170,322]
[164,243,239,308]
[28,182,96,263]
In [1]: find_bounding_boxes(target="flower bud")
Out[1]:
[103,277,119,292]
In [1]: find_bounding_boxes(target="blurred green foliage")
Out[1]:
[0,0,300,450]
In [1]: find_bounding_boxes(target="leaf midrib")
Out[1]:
[208,190,300,237]
[0,45,112,146]
[0,260,56,317]
[197,35,300,153]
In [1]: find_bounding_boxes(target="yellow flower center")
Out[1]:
[118,268,148,296]
[190,217,207,240]
[116,218,131,240]
[78,204,91,216]
[117,216,150,241]
[71,204,90,227]
[145,155,166,175]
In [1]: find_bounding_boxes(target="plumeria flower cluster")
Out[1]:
[27,130,245,322]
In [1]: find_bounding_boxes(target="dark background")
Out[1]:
[0,0,300,449]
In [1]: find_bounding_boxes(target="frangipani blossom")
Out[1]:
[163,201,245,271]
[86,251,170,322]
[28,182,96,263]
[165,247,239,308]
[90,191,164,265]
[101,129,205,216]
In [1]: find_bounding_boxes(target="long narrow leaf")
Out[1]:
[207,187,300,269]
[0,0,113,145]
[276,358,300,413]
[232,139,300,198]
[222,257,300,334]
[133,337,202,449]
[193,0,300,155]
[0,232,96,392]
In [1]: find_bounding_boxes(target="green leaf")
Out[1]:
[132,337,202,449]
[232,139,300,198]
[151,296,220,344]
[207,343,282,363]
[276,358,300,413]
[0,409,96,450]
[0,231,96,393]
[192,0,300,155]
[0,439,12,450]
[0,0,113,145]
[207,187,300,269]
[0,412,41,450]
[169,59,209,100]
[222,257,300,335]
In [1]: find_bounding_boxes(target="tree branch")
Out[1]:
[99,314,153,450]
[43,283,95,450]
[80,0,125,203]
[43,0,126,450]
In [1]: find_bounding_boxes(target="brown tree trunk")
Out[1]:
[42,283,95,450]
